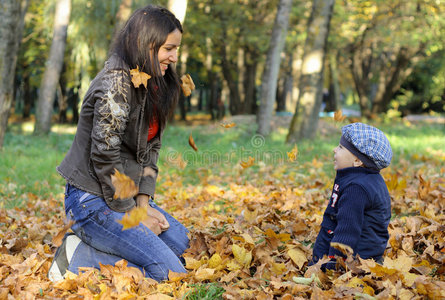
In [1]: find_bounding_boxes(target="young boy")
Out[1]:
[311,122,392,270]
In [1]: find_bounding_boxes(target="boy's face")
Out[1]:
[333,144,362,170]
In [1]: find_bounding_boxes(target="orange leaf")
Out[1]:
[188,132,198,152]
[111,168,139,200]
[52,219,75,247]
[240,156,255,169]
[117,206,149,230]
[220,122,236,128]
[333,110,346,122]
[130,66,151,88]
[180,74,195,97]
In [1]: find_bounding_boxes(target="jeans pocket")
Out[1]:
[65,184,106,221]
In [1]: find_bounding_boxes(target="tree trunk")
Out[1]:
[325,52,340,112]
[277,54,293,112]
[288,50,303,112]
[220,44,241,115]
[22,73,33,119]
[114,0,132,38]
[243,48,258,114]
[257,0,292,136]
[350,44,372,117]
[0,0,29,149]
[34,0,71,135]
[371,47,416,114]
[287,0,335,143]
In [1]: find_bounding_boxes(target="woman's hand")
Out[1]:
[141,216,163,235]
[136,194,170,233]
[147,206,170,231]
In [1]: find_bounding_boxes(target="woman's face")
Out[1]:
[157,29,182,76]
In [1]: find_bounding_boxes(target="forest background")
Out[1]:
[0,0,444,299]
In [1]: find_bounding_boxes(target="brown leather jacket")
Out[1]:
[57,54,161,212]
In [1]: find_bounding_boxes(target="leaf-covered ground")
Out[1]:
[1,119,444,299]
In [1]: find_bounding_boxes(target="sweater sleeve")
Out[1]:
[328,184,368,258]
[90,68,134,211]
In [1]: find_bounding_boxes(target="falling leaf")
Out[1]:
[334,110,347,122]
[130,66,151,88]
[240,156,255,169]
[180,74,195,97]
[220,122,236,128]
[111,168,139,200]
[188,133,198,152]
[52,219,75,247]
[287,144,298,162]
[168,153,188,169]
[116,206,149,230]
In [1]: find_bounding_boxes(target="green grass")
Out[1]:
[1,117,444,209]
[184,283,225,300]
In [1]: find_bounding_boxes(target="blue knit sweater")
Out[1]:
[311,167,391,267]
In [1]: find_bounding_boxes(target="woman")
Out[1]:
[48,5,189,282]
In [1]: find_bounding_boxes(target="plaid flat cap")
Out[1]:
[340,123,392,170]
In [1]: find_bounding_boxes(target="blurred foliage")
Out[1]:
[13,0,445,120]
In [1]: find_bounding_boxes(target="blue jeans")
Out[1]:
[64,183,189,281]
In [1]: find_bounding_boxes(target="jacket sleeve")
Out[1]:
[328,184,368,258]
[90,68,134,211]
[138,137,161,197]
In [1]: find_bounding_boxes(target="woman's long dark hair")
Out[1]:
[109,5,183,130]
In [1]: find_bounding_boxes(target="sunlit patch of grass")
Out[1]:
[2,117,443,208]
[184,283,225,300]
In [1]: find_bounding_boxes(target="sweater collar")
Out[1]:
[336,167,379,178]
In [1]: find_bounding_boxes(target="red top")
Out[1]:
[147,113,159,141]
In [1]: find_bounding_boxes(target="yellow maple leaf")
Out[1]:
[130,66,151,88]
[208,253,223,269]
[232,244,252,268]
[226,259,242,271]
[180,74,195,96]
[111,168,139,200]
[168,270,188,282]
[287,144,298,162]
[184,256,202,270]
[271,262,286,275]
[194,267,216,281]
[240,233,255,245]
[288,248,307,269]
[117,206,149,230]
